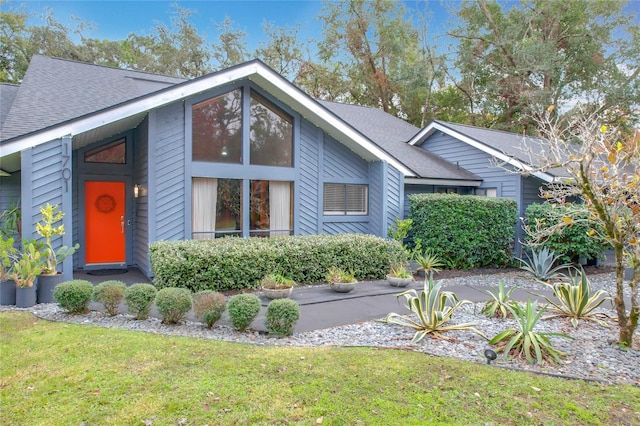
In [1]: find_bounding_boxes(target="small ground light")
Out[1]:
[484,349,497,365]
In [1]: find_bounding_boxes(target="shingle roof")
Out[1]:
[0,55,185,141]
[0,83,19,129]
[318,101,482,181]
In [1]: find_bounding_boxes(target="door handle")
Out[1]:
[121,216,125,234]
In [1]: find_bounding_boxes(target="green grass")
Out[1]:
[1,311,638,425]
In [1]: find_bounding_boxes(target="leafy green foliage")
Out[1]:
[260,273,295,289]
[383,276,483,342]
[155,288,193,324]
[409,194,517,269]
[123,283,157,320]
[92,280,126,316]
[9,242,43,287]
[413,248,443,278]
[35,203,79,275]
[388,263,412,279]
[53,280,94,313]
[325,267,356,284]
[489,300,571,365]
[481,281,517,319]
[0,237,17,280]
[265,298,300,336]
[524,203,610,264]
[150,234,406,292]
[517,247,572,282]
[227,294,261,331]
[192,290,226,329]
[538,268,611,328]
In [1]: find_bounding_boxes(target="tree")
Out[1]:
[254,23,306,83]
[523,110,639,347]
[211,16,249,70]
[450,0,640,134]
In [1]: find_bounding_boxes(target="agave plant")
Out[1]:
[489,300,571,365]
[413,249,443,281]
[480,281,518,319]
[383,275,484,342]
[516,247,572,282]
[537,268,611,327]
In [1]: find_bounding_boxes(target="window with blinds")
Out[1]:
[323,183,368,215]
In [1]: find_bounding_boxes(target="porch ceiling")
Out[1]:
[72,112,147,150]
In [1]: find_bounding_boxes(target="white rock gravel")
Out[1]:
[3,270,638,387]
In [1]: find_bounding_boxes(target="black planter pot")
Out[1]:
[37,273,65,304]
[16,282,37,308]
[0,279,16,305]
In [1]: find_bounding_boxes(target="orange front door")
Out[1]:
[85,181,126,264]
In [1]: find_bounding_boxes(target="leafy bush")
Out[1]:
[155,287,193,324]
[409,193,517,269]
[383,275,483,342]
[53,280,94,314]
[265,299,300,336]
[517,247,572,282]
[150,234,407,292]
[524,203,610,264]
[124,283,157,320]
[489,300,571,364]
[193,290,226,329]
[227,293,261,331]
[92,280,126,316]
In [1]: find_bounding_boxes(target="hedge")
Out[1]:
[409,193,517,269]
[150,234,407,292]
[524,203,610,263]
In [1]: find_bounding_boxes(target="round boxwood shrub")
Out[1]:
[193,290,226,329]
[124,283,157,320]
[93,280,126,316]
[53,280,94,314]
[265,299,300,336]
[227,293,261,331]
[155,287,193,324]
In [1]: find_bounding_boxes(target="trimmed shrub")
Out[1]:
[227,293,261,331]
[93,280,126,316]
[155,287,193,324]
[265,299,300,336]
[409,193,517,269]
[53,280,94,313]
[124,283,157,320]
[150,234,407,292]
[524,203,610,264]
[193,290,226,329]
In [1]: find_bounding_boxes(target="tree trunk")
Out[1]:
[614,244,633,347]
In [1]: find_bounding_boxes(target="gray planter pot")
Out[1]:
[330,282,356,293]
[37,273,65,304]
[262,287,293,299]
[16,282,37,308]
[386,275,413,288]
[0,279,16,305]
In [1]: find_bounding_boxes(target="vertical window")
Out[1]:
[323,183,368,215]
[192,178,242,239]
[192,89,242,163]
[476,188,498,197]
[250,91,293,167]
[250,180,293,237]
[85,138,126,164]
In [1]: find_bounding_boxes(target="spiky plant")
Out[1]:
[480,281,518,319]
[517,247,572,282]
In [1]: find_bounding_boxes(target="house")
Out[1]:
[0,56,562,280]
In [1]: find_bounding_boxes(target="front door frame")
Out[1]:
[78,175,134,270]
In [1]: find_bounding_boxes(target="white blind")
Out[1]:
[323,183,368,215]
[346,184,368,215]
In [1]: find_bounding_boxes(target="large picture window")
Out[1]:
[250,180,293,237]
[250,91,293,167]
[192,89,242,163]
[323,183,368,215]
[192,178,242,239]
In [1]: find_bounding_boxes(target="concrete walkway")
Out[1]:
[74,268,556,333]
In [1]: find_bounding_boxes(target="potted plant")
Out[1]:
[9,241,43,308]
[261,273,295,299]
[386,263,413,287]
[325,267,357,293]
[0,237,17,305]
[35,203,79,303]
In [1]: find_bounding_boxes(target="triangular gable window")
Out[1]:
[84,138,126,164]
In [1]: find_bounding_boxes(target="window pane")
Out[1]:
[250,91,293,167]
[346,184,368,215]
[85,138,126,164]
[192,90,242,163]
[250,180,293,237]
[191,178,242,239]
[323,183,345,215]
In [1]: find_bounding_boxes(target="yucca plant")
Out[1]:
[383,275,484,342]
[516,247,572,282]
[480,281,518,319]
[537,268,611,327]
[489,300,571,364]
[414,249,443,281]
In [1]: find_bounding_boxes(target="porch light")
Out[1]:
[134,184,140,198]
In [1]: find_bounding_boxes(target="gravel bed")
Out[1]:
[3,270,638,387]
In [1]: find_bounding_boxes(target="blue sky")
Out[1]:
[12,0,460,51]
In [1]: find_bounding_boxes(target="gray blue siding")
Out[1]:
[298,119,320,235]
[134,115,150,274]
[386,165,403,231]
